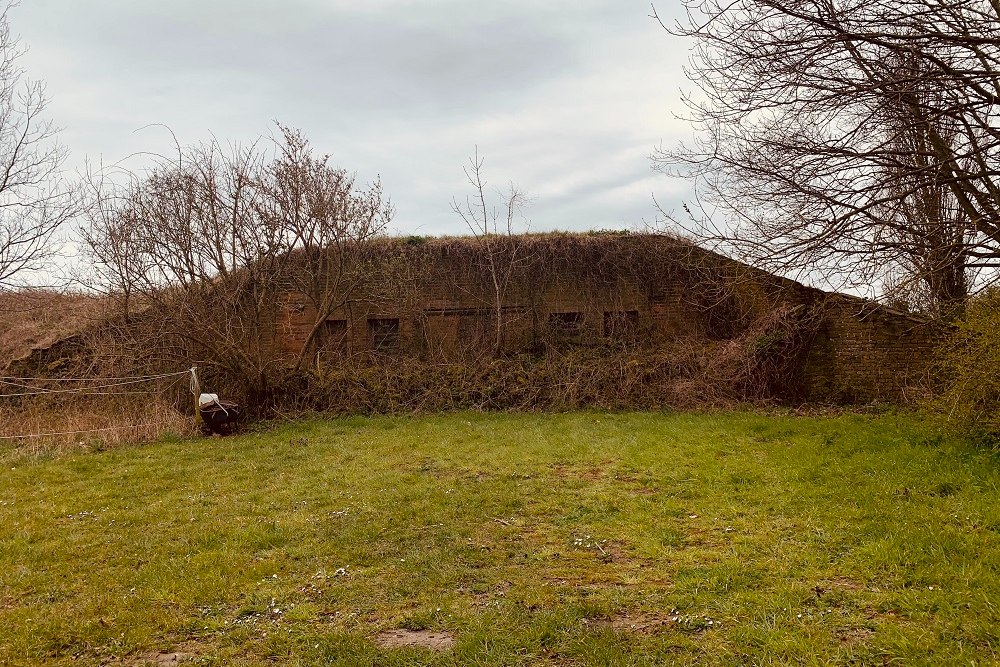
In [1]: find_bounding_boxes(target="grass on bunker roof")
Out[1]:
[1,411,998,666]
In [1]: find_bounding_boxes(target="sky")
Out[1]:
[12,0,692,237]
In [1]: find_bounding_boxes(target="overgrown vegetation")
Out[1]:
[81,124,393,397]
[0,396,195,455]
[1,411,997,666]
[931,289,1000,435]
[0,232,838,450]
[276,305,820,415]
[77,233,830,412]
[0,290,105,369]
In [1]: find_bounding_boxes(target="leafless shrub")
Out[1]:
[451,149,533,355]
[81,125,392,403]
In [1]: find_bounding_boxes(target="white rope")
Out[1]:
[0,370,191,383]
[0,371,190,398]
[0,368,198,440]
[3,390,170,398]
[0,420,180,440]
[0,370,196,442]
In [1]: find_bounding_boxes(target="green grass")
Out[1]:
[1,411,999,666]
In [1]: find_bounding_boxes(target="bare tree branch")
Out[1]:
[451,148,532,355]
[81,125,393,396]
[654,0,1000,315]
[0,1,79,292]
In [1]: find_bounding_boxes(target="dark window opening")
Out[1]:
[603,310,639,337]
[548,311,584,337]
[368,318,400,351]
[321,319,348,348]
[458,312,494,354]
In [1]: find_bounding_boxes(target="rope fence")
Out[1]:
[0,421,183,441]
[0,370,190,397]
[0,371,192,382]
[0,368,198,444]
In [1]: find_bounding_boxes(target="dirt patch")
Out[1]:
[593,540,629,564]
[865,607,904,622]
[466,580,513,608]
[375,629,455,651]
[836,626,875,644]
[583,614,675,634]
[813,577,865,596]
[550,463,606,481]
[136,652,196,666]
[611,472,658,495]
[828,577,864,591]
[131,642,204,667]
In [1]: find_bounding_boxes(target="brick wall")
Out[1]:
[800,296,943,402]
[273,234,943,404]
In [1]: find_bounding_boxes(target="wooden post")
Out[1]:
[190,367,202,428]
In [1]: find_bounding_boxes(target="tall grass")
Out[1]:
[0,397,196,457]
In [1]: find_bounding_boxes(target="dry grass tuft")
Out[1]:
[0,291,191,456]
[0,398,196,457]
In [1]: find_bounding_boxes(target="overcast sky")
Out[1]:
[13,0,691,237]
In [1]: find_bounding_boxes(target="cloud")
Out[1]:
[13,0,693,234]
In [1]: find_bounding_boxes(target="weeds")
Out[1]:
[279,308,822,416]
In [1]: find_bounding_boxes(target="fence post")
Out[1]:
[190,367,202,427]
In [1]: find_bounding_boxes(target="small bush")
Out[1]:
[931,289,1000,433]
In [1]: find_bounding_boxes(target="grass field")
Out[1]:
[1,411,999,666]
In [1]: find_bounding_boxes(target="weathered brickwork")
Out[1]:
[801,296,942,402]
[274,234,943,404]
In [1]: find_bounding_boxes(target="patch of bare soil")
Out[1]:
[582,614,675,634]
[813,577,865,597]
[836,626,875,644]
[375,629,455,651]
[550,463,607,481]
[136,651,196,666]
[611,472,658,495]
[827,577,865,591]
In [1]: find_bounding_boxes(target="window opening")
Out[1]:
[548,311,584,337]
[368,318,400,351]
[603,310,639,337]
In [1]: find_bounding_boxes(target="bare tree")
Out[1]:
[451,148,531,355]
[0,1,79,291]
[82,126,392,396]
[654,0,1000,314]
[265,125,393,372]
[877,99,976,315]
